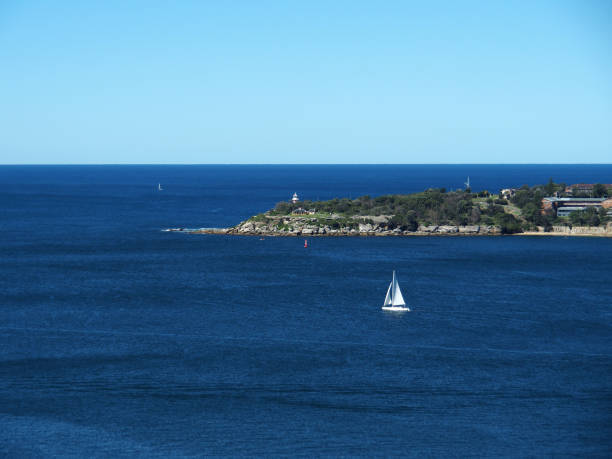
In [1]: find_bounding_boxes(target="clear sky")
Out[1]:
[0,0,611,164]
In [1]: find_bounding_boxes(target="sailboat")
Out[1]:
[382,271,410,311]
[158,183,163,191]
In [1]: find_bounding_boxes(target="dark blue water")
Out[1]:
[1,165,611,457]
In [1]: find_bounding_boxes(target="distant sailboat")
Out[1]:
[158,183,163,191]
[382,271,410,311]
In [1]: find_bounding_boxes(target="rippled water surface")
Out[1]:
[1,165,611,456]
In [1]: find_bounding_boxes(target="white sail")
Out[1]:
[383,282,393,306]
[392,276,406,306]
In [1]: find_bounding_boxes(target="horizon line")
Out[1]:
[1,163,612,166]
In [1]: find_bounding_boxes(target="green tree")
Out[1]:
[570,207,601,226]
[272,202,291,214]
[388,214,406,229]
[542,217,553,232]
[569,210,583,226]
[545,178,555,195]
[521,202,539,223]
[592,183,607,198]
[497,213,522,234]
[470,206,481,224]
[599,207,609,223]
[388,211,418,231]
[572,187,589,198]
[511,189,532,208]
[405,211,418,231]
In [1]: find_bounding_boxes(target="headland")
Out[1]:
[167,181,612,238]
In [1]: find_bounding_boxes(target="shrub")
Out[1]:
[497,213,522,234]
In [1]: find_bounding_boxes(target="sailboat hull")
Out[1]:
[381,306,410,311]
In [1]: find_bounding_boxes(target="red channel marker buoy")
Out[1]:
[304,239,308,248]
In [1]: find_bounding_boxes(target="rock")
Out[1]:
[480,226,501,234]
[368,215,391,224]
[418,225,438,233]
[437,225,458,233]
[459,225,480,233]
[223,215,519,238]
[238,222,254,233]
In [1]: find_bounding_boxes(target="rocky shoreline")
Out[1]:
[191,225,500,236]
[165,217,612,238]
[179,215,501,236]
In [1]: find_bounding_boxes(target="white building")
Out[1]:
[291,192,299,204]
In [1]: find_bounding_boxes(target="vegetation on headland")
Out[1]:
[509,179,610,230]
[244,180,611,235]
[269,189,516,232]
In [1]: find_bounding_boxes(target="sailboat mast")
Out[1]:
[391,270,395,303]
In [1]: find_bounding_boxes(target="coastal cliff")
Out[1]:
[191,215,502,236]
[178,220,612,237]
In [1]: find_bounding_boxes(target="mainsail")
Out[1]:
[391,271,405,306]
[383,271,407,309]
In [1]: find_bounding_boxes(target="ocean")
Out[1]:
[1,165,611,457]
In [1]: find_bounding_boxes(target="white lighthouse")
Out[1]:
[291,192,299,204]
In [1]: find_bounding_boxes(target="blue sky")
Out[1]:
[0,0,610,164]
